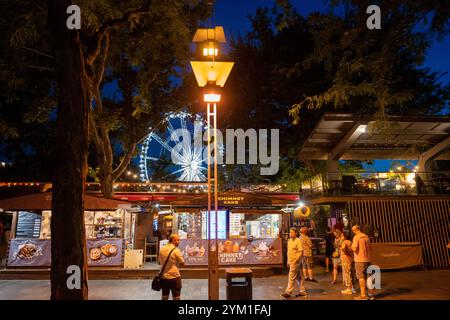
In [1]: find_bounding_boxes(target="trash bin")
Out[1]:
[226,268,252,300]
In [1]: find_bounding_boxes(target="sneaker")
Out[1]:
[341,289,353,295]
[295,292,308,297]
[331,280,337,285]
[367,294,376,300]
[309,278,318,283]
[281,293,291,299]
[354,296,368,300]
[305,278,310,282]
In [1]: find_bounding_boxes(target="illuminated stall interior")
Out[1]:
[163,191,295,266]
[0,192,138,268]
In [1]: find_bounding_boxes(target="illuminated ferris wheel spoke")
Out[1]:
[167,121,180,143]
[150,134,174,154]
[139,111,208,182]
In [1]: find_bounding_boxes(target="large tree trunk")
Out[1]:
[47,0,89,299]
[100,166,114,198]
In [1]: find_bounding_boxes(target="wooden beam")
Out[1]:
[314,128,344,134]
[328,122,365,160]
[418,136,450,171]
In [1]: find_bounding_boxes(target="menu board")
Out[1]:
[187,212,202,239]
[202,211,227,239]
[178,238,282,266]
[229,213,245,237]
[7,239,51,267]
[16,211,41,239]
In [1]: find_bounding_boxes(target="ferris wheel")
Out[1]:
[139,110,208,182]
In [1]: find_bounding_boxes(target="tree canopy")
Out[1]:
[214,0,449,187]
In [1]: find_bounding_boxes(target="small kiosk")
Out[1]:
[166,191,294,267]
[0,192,137,268]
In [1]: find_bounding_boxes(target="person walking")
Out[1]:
[281,228,307,299]
[351,225,373,300]
[158,234,185,300]
[299,227,317,282]
[331,229,345,285]
[324,226,334,273]
[340,234,355,295]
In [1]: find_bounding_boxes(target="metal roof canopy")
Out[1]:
[299,113,450,161]
[0,192,136,210]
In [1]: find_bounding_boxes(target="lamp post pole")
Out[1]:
[207,101,219,300]
[190,25,233,300]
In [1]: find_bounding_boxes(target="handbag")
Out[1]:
[152,247,176,291]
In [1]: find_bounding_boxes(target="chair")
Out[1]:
[144,236,158,262]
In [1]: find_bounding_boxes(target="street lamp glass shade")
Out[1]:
[190,61,234,87]
[193,27,226,43]
[204,93,221,102]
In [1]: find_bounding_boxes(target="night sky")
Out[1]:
[213,0,450,85]
[211,0,450,171]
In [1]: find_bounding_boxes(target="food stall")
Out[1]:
[0,192,137,268]
[167,191,293,266]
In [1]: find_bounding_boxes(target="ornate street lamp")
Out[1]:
[190,26,234,300]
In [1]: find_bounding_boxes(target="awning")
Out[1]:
[299,113,450,160]
[0,192,135,210]
[169,191,296,207]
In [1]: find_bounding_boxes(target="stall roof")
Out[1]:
[299,113,450,160]
[0,192,135,210]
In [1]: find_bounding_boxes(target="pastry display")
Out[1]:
[185,242,206,257]
[89,242,119,261]
[251,241,278,257]
[17,243,38,260]
[101,244,118,257]
[90,247,102,260]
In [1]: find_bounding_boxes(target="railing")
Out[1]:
[300,171,450,198]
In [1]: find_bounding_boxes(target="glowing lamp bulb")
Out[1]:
[204,93,221,102]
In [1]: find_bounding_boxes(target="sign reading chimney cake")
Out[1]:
[218,196,244,205]
[189,192,273,207]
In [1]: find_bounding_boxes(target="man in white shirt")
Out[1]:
[158,234,185,300]
[281,228,307,298]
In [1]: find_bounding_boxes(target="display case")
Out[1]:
[172,210,283,266]
[84,210,124,239]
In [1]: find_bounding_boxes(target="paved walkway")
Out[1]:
[1,269,449,300]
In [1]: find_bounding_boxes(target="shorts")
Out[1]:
[332,257,341,267]
[355,262,370,280]
[160,277,182,298]
[325,248,334,259]
[301,256,313,269]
